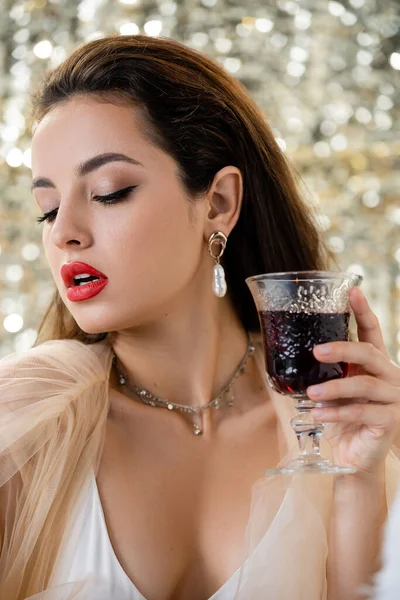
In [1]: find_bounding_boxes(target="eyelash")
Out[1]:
[35,185,138,224]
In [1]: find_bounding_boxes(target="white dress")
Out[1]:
[50,471,245,599]
[49,465,330,600]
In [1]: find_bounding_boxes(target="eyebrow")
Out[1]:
[30,152,144,192]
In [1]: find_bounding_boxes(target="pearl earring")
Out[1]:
[208,231,228,298]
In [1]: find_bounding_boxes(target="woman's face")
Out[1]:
[31,96,208,334]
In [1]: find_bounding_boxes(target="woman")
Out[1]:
[0,34,399,600]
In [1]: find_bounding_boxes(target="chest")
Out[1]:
[96,390,281,600]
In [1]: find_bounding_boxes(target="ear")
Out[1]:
[204,166,243,241]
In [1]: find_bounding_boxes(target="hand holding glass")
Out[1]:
[246,271,363,475]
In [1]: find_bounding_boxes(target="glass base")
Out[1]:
[265,456,356,476]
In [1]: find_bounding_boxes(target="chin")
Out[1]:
[80,326,109,335]
[71,312,115,335]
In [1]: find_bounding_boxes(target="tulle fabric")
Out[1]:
[0,339,114,599]
[232,345,333,600]
[232,348,400,600]
[0,335,399,600]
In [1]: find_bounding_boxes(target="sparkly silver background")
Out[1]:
[0,0,399,360]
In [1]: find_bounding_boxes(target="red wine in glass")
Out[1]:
[259,310,350,396]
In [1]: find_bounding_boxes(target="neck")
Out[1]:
[108,295,251,409]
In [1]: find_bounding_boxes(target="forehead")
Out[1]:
[30,97,156,173]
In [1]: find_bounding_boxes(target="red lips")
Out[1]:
[60,261,108,288]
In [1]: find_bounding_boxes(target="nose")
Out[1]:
[48,200,93,250]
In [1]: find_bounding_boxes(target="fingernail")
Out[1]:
[308,384,325,397]
[315,344,331,355]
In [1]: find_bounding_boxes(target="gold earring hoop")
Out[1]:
[208,231,227,263]
[208,231,228,297]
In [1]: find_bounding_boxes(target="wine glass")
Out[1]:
[246,270,363,475]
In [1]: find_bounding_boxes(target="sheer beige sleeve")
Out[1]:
[0,339,114,600]
[231,340,332,599]
[232,339,400,600]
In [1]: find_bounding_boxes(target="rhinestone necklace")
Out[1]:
[112,335,256,435]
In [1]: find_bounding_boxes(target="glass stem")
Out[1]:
[291,398,324,461]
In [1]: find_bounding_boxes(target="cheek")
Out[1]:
[112,197,203,287]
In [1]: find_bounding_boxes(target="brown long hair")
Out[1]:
[30,33,332,347]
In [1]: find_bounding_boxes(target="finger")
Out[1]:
[313,340,391,379]
[349,287,389,356]
[311,402,398,432]
[307,375,399,405]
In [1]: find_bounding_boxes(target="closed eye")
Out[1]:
[36,185,138,224]
[93,185,138,204]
